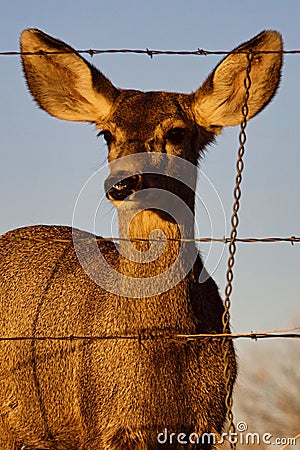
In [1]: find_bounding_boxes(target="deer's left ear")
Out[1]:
[192,30,283,132]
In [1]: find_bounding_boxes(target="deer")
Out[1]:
[0,29,282,449]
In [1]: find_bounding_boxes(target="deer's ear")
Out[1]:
[20,29,119,123]
[193,30,283,131]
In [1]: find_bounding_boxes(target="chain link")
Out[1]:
[222,51,253,448]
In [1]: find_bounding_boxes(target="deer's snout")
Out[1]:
[105,174,142,202]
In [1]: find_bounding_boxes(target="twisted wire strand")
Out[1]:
[0,49,299,57]
[0,326,299,342]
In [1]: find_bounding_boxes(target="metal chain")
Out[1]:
[222,51,253,449]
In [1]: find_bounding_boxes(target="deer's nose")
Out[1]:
[105,174,142,201]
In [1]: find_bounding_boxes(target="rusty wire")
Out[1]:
[221,50,254,449]
[0,48,299,57]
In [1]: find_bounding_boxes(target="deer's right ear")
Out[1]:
[20,29,119,123]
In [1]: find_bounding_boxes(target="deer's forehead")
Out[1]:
[110,91,193,137]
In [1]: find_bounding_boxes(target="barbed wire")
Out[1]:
[2,234,299,245]
[0,48,299,58]
[0,327,299,343]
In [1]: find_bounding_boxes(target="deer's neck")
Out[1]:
[116,207,198,333]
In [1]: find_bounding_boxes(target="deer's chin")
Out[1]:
[113,195,176,223]
[110,196,143,210]
[111,191,159,209]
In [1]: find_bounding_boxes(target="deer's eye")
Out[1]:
[165,127,187,145]
[99,130,114,146]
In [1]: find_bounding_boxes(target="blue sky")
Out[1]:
[0,1,299,347]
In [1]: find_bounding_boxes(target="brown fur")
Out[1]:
[0,29,282,449]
